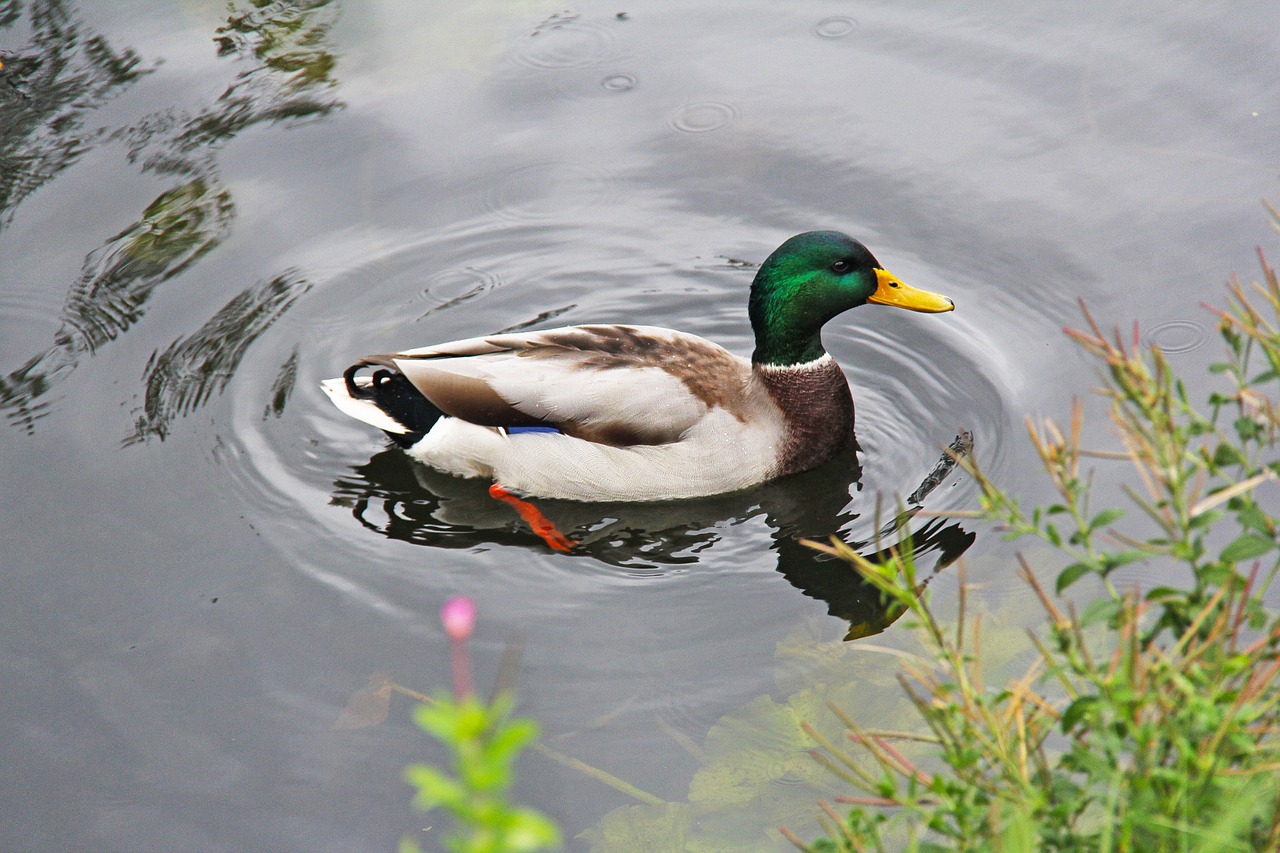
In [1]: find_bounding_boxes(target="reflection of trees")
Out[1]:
[263,347,300,419]
[121,0,341,176]
[126,273,312,444]
[331,438,976,641]
[1,180,234,430]
[0,0,152,229]
[1,0,341,432]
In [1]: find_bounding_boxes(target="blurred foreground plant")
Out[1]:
[793,243,1280,852]
[400,597,560,853]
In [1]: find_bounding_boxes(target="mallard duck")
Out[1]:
[322,231,953,502]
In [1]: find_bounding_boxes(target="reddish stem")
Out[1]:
[450,635,473,699]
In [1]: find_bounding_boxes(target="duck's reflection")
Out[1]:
[330,435,974,640]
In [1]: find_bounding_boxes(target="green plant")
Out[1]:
[792,245,1280,852]
[400,597,560,853]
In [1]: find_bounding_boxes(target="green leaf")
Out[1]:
[1234,417,1261,441]
[1079,598,1121,627]
[1144,586,1190,604]
[1188,508,1224,530]
[1099,550,1147,573]
[1088,508,1125,532]
[1199,563,1241,586]
[454,699,492,739]
[487,719,539,764]
[413,700,461,742]
[504,808,562,852]
[1220,534,1275,564]
[1057,562,1094,594]
[1237,503,1273,536]
[1061,696,1101,732]
[999,801,1038,853]
[403,764,464,810]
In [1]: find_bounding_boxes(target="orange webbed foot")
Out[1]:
[488,483,577,552]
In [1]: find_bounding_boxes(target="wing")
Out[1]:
[383,325,753,446]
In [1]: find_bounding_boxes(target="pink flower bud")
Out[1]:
[441,596,476,642]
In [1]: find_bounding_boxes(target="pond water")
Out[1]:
[1,1,1276,850]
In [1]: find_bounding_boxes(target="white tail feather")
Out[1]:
[320,378,411,434]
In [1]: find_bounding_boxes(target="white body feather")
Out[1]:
[407,400,784,501]
[323,325,793,501]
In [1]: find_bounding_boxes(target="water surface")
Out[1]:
[1,1,1276,850]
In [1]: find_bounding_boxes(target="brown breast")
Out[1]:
[755,357,855,477]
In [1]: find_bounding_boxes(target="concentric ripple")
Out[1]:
[832,315,1005,527]
[1146,319,1210,353]
[512,11,616,70]
[813,16,858,38]
[668,101,739,134]
[218,214,1014,626]
[600,72,637,93]
[412,265,505,319]
[481,162,615,223]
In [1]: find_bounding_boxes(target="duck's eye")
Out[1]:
[830,259,852,273]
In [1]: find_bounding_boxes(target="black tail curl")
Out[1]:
[342,359,444,447]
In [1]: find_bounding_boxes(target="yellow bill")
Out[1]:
[868,269,954,313]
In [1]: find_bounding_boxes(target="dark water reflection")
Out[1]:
[2,0,1277,850]
[0,1,152,224]
[0,0,339,432]
[129,272,312,443]
[335,441,974,640]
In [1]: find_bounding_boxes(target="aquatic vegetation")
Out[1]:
[792,244,1280,851]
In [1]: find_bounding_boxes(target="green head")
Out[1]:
[747,231,954,366]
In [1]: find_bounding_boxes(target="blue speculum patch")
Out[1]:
[507,425,561,434]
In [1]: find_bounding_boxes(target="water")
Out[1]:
[1,1,1276,850]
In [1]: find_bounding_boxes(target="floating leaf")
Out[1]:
[579,802,691,853]
[687,695,814,810]
[333,673,392,730]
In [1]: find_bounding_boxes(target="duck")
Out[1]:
[322,231,954,502]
